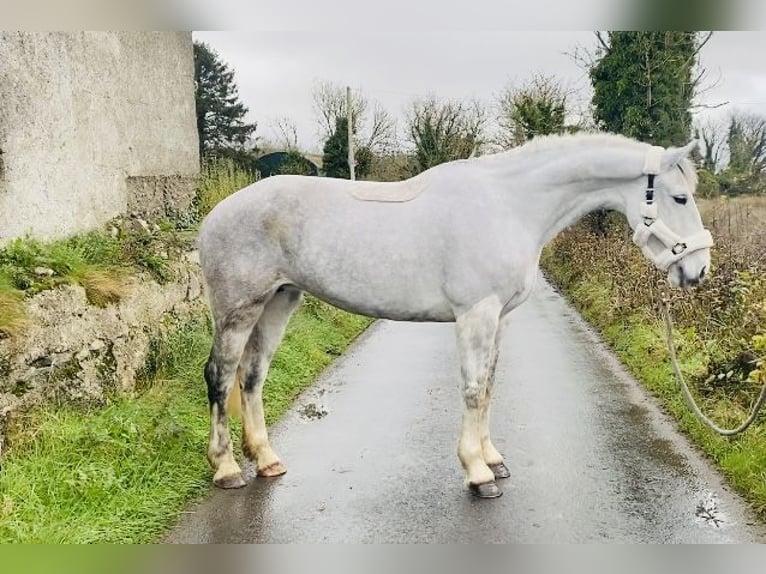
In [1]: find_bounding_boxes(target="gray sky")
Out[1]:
[193,31,766,153]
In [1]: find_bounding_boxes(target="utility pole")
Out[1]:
[346,85,355,180]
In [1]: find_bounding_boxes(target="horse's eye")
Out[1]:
[672,195,688,205]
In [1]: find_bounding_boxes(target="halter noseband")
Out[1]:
[631,146,713,271]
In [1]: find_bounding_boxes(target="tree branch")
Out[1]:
[595,31,609,51]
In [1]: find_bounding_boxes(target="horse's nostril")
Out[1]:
[699,266,707,280]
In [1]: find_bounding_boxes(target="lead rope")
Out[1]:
[659,296,766,436]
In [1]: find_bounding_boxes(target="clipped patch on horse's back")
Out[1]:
[349,178,428,203]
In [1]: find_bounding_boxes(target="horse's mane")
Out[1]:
[476,132,698,193]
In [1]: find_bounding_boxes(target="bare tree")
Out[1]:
[271,116,299,150]
[312,80,366,141]
[312,80,396,153]
[684,32,728,111]
[406,96,486,173]
[366,102,397,153]
[713,112,766,195]
[728,113,766,175]
[694,120,725,173]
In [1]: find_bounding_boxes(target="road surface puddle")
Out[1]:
[299,402,328,421]
[695,491,726,528]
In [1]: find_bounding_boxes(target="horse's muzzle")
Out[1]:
[671,262,708,289]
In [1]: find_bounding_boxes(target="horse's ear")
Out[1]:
[661,140,699,171]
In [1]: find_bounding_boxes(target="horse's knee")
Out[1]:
[462,381,486,410]
[463,390,478,412]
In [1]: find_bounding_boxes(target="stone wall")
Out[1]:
[0,32,199,243]
[0,252,205,454]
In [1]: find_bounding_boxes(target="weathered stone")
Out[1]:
[89,339,106,352]
[184,250,200,265]
[29,356,52,368]
[33,267,55,277]
[0,392,18,416]
[126,175,198,221]
[0,33,199,244]
[52,352,74,366]
[186,272,201,301]
[135,218,151,233]
[0,252,206,433]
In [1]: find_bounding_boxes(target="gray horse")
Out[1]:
[198,133,712,498]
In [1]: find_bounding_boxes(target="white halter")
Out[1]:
[632,146,714,271]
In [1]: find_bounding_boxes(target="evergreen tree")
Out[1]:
[322,117,371,179]
[193,41,257,163]
[589,32,700,147]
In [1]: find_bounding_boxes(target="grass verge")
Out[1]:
[0,298,372,543]
[542,225,766,519]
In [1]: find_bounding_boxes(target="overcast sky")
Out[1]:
[193,31,766,153]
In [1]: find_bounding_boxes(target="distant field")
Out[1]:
[698,196,766,266]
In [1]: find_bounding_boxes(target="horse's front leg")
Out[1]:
[455,297,503,498]
[479,318,510,480]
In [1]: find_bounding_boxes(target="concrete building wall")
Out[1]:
[0,32,199,242]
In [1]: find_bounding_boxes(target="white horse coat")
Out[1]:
[198,133,712,498]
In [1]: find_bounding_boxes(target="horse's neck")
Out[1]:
[534,181,627,246]
[488,144,638,248]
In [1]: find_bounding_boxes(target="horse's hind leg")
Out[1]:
[205,304,264,489]
[238,285,303,477]
[455,297,503,499]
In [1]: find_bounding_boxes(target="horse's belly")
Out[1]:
[287,262,455,322]
[322,293,456,322]
[300,279,456,322]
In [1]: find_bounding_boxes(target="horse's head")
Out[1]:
[626,141,713,288]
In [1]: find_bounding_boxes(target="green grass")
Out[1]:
[196,159,258,218]
[543,252,766,519]
[0,298,372,543]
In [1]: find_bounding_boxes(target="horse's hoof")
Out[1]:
[214,472,247,489]
[469,481,503,499]
[489,462,510,480]
[257,461,287,478]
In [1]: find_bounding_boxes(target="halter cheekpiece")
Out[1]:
[631,146,713,271]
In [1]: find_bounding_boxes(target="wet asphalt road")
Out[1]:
[167,278,764,543]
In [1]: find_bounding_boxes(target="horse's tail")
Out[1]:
[227,373,242,419]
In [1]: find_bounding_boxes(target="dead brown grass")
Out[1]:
[0,289,27,338]
[699,195,766,243]
[76,268,130,308]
